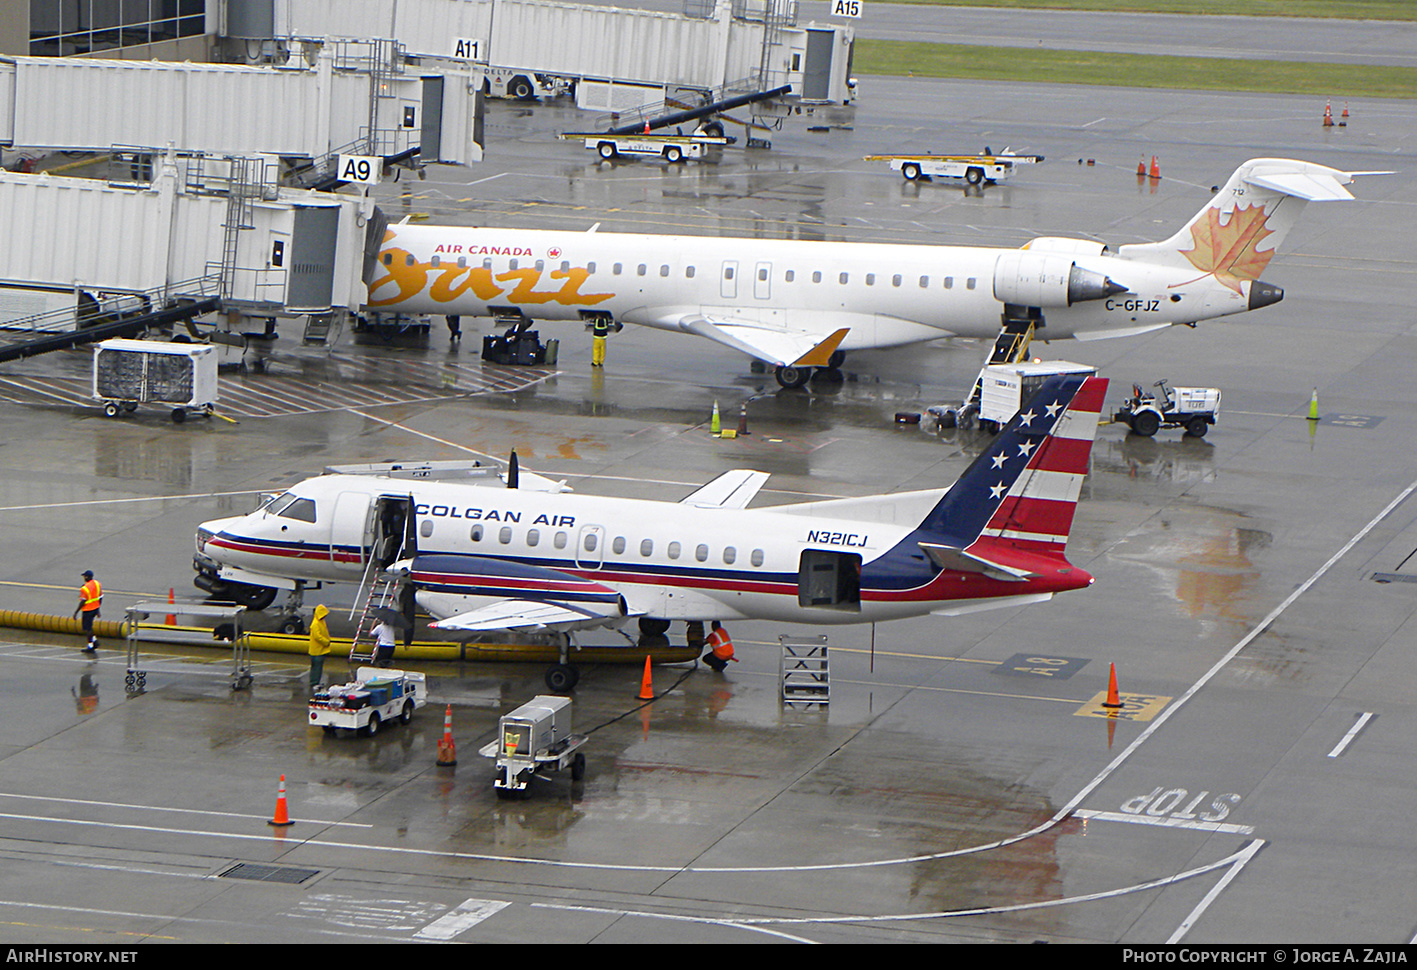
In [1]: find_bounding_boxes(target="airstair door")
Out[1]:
[373,495,415,567]
[330,492,372,567]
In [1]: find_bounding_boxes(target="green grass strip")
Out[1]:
[856,40,1417,99]
[867,0,1417,20]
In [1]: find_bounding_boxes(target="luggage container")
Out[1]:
[479,694,588,798]
[92,338,218,423]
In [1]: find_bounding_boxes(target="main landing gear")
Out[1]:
[774,350,846,389]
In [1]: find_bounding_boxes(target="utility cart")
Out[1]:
[1115,380,1222,438]
[93,338,218,423]
[864,150,1044,185]
[568,130,730,163]
[309,667,428,737]
[478,695,588,799]
[123,601,249,693]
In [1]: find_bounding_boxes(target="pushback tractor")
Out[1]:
[1114,380,1221,437]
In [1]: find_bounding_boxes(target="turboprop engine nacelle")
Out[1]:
[993,251,1127,307]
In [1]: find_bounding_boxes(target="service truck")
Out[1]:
[977,360,1098,433]
[310,667,428,737]
[1114,380,1221,438]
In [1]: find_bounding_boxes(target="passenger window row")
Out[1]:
[385,252,976,290]
[455,523,766,566]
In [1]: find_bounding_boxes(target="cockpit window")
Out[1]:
[275,497,317,523]
[263,492,295,515]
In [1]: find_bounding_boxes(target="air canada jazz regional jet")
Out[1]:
[367,158,1368,387]
[195,375,1106,687]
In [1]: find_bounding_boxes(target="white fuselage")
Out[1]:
[367,224,1247,350]
[197,473,1081,627]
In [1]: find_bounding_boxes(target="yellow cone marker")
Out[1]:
[711,400,721,435]
[1308,389,1319,421]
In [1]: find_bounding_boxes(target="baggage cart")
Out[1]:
[93,338,218,423]
[478,695,588,799]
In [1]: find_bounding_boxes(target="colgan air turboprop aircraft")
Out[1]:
[366,158,1366,387]
[194,374,1106,689]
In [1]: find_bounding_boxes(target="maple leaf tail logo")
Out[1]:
[1177,203,1277,295]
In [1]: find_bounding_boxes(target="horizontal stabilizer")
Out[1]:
[1244,169,1354,203]
[930,592,1054,617]
[918,543,1034,581]
[680,469,770,509]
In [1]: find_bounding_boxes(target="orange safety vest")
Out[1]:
[706,628,735,661]
[79,579,102,612]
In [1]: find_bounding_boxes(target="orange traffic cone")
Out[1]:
[1136,158,1146,177]
[1340,102,1349,127]
[267,774,293,827]
[643,119,651,134]
[1102,663,1123,709]
[1323,100,1334,127]
[637,655,655,700]
[1148,156,1160,180]
[165,587,176,626]
[736,402,750,436]
[435,705,457,767]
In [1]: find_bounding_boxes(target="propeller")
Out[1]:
[507,449,519,489]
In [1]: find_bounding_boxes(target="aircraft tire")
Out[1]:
[546,663,579,693]
[229,584,278,611]
[775,365,810,389]
[639,617,671,637]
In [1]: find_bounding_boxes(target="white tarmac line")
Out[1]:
[1167,839,1266,943]
[1327,711,1376,758]
[0,791,373,829]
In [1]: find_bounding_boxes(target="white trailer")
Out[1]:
[309,667,428,737]
[864,152,1045,186]
[569,130,730,162]
[978,360,1097,433]
[92,339,220,423]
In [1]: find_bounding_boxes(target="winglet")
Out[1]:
[791,328,850,368]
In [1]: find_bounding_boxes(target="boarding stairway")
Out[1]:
[780,635,830,708]
[958,316,1038,417]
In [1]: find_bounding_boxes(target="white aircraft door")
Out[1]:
[330,492,373,565]
[720,260,738,299]
[754,261,772,300]
[576,524,606,570]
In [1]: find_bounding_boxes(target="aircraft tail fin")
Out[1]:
[916,374,1108,558]
[1116,158,1360,274]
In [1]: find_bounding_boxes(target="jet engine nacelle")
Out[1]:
[1022,236,1112,258]
[993,251,1127,307]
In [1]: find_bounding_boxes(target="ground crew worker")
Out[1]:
[73,570,101,653]
[702,621,737,672]
[308,604,331,692]
[445,315,462,342]
[591,317,610,367]
[372,618,398,667]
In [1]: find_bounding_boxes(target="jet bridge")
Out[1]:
[0,44,482,168]
[0,155,377,356]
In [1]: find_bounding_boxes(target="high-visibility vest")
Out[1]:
[706,628,734,661]
[80,580,102,612]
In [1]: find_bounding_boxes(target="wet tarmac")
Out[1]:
[1,68,1415,943]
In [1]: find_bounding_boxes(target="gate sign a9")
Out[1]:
[337,155,382,186]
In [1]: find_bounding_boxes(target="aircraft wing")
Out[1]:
[397,554,636,634]
[676,314,849,367]
[426,598,631,634]
[680,469,770,509]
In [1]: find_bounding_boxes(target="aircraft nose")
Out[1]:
[1249,280,1284,310]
